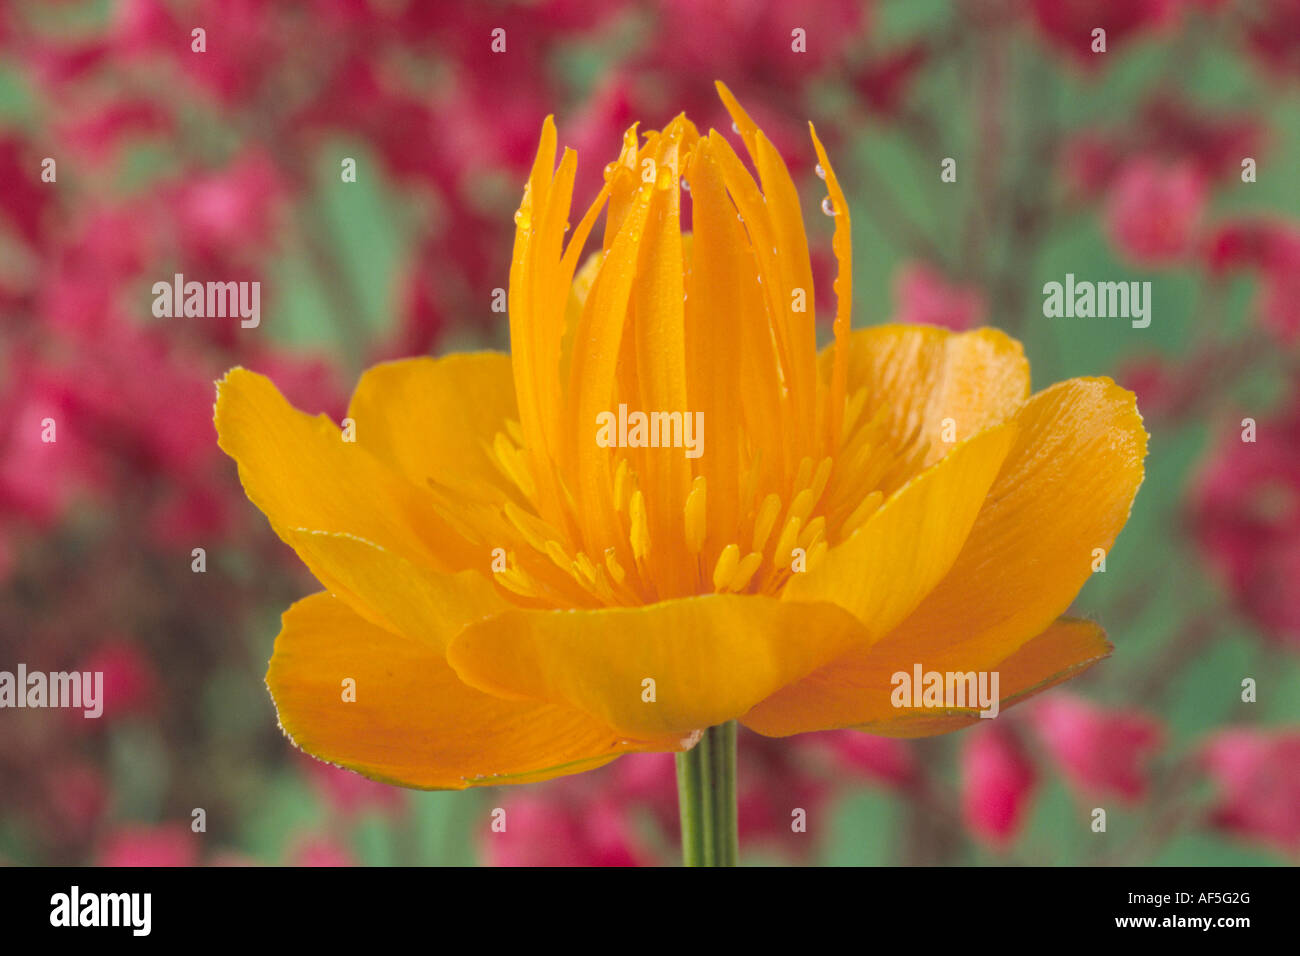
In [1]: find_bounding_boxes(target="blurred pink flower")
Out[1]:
[1191,392,1300,647]
[1118,354,1180,420]
[890,261,986,331]
[98,824,199,867]
[853,42,928,118]
[79,640,158,722]
[961,723,1037,847]
[484,793,650,867]
[302,757,406,818]
[736,732,830,859]
[1105,158,1207,266]
[1030,695,1162,801]
[0,135,53,248]
[291,835,356,868]
[813,730,915,786]
[1029,0,1176,65]
[1242,0,1300,77]
[165,151,285,265]
[1201,728,1300,855]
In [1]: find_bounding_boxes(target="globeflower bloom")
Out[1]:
[214,86,1146,828]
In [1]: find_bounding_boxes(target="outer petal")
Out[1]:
[783,421,1017,639]
[281,529,507,653]
[748,377,1144,737]
[346,352,521,506]
[866,377,1147,667]
[826,324,1031,467]
[445,594,868,738]
[268,593,679,789]
[743,617,1112,738]
[215,367,478,572]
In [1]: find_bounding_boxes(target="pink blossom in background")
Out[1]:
[890,261,986,331]
[97,824,199,867]
[852,42,928,118]
[961,723,1037,847]
[290,835,357,868]
[813,730,916,787]
[79,639,158,722]
[1104,158,1207,266]
[484,792,651,867]
[1029,0,1177,65]
[1201,728,1300,855]
[1118,355,1181,421]
[1030,695,1163,801]
[1191,393,1300,648]
[302,756,406,819]
[1241,0,1300,77]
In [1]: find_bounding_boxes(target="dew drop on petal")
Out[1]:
[821,196,837,216]
[731,121,740,134]
[681,177,691,192]
[815,163,826,180]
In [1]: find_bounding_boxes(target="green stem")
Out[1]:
[675,722,739,866]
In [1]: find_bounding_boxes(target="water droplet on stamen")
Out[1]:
[814,163,826,180]
[821,196,837,216]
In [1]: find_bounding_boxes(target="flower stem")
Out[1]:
[675,722,738,866]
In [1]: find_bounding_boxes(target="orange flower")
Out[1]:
[214,84,1146,789]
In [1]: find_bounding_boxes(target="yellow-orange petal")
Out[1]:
[268,592,679,789]
[824,324,1030,466]
[346,352,521,507]
[782,420,1017,640]
[445,594,868,738]
[280,529,507,654]
[742,617,1111,737]
[867,376,1147,668]
[214,367,477,573]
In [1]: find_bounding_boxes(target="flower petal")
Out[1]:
[783,421,1017,639]
[281,529,507,654]
[826,324,1030,467]
[346,352,521,506]
[743,617,1111,737]
[445,594,868,738]
[867,376,1147,667]
[214,367,477,573]
[268,593,677,789]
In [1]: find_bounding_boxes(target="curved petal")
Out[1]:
[214,367,478,573]
[866,376,1147,667]
[783,421,1017,639]
[267,593,680,789]
[346,352,521,506]
[281,529,508,653]
[743,617,1112,738]
[445,594,868,738]
[825,324,1031,467]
